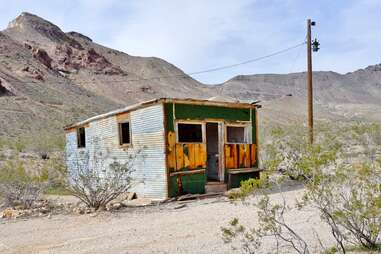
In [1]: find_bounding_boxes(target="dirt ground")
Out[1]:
[0,186,337,254]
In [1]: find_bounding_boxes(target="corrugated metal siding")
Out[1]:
[65,104,167,200]
[130,104,167,199]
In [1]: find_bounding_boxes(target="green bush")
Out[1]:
[0,160,47,208]
[223,123,381,253]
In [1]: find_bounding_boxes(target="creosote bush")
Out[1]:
[68,138,136,210]
[304,160,381,252]
[222,122,381,254]
[0,160,48,208]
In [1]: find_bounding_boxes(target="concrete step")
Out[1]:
[205,182,227,194]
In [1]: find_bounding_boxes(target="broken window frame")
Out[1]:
[77,127,86,148]
[176,121,205,143]
[225,124,249,144]
[118,120,132,146]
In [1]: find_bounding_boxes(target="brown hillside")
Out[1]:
[0,12,380,140]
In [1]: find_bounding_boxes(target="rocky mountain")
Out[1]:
[221,67,381,124]
[0,12,380,140]
[0,12,213,138]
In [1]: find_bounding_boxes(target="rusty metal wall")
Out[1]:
[65,104,167,200]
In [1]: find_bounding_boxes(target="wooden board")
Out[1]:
[188,144,196,169]
[225,144,254,169]
[175,144,184,170]
[167,132,176,171]
[174,143,207,171]
[183,145,189,169]
[224,144,238,169]
[64,127,76,134]
[238,144,250,168]
[116,112,130,122]
[250,144,257,166]
[224,145,230,169]
[232,145,238,169]
[199,144,207,168]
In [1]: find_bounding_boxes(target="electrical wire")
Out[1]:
[289,42,304,74]
[187,42,306,76]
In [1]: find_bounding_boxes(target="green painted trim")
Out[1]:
[165,103,174,132]
[175,104,250,121]
[251,108,256,144]
[251,108,258,167]
[169,173,206,197]
[168,176,178,197]
[182,173,206,194]
[229,172,260,189]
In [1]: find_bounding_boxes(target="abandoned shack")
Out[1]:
[64,98,261,200]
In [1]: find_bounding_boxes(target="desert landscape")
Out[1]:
[0,10,380,254]
[2,186,333,254]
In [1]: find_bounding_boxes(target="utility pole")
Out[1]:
[307,19,313,144]
[306,19,319,144]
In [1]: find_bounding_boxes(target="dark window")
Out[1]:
[77,127,86,148]
[119,122,131,145]
[227,126,246,143]
[178,123,203,143]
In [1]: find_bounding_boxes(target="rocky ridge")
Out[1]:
[0,12,380,139]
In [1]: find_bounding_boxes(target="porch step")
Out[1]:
[205,182,227,194]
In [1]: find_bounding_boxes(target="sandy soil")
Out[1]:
[0,187,335,254]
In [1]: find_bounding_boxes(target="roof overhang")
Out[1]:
[64,97,261,130]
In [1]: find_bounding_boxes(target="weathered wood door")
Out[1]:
[206,122,219,180]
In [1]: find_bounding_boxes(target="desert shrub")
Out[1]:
[40,155,68,195]
[68,138,136,210]
[13,138,26,153]
[304,160,381,252]
[12,132,66,158]
[0,137,9,150]
[262,124,342,180]
[222,217,262,254]
[223,123,381,253]
[31,133,66,158]
[227,177,268,200]
[0,160,48,208]
[223,174,312,254]
[299,124,381,252]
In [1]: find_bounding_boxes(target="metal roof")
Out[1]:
[64,97,260,130]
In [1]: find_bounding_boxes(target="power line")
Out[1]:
[0,41,306,85]
[289,42,304,73]
[187,42,306,76]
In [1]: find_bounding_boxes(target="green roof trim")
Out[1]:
[165,103,174,132]
[174,103,251,121]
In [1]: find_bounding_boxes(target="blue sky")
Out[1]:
[0,0,380,84]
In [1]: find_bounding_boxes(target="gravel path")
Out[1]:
[0,188,334,254]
